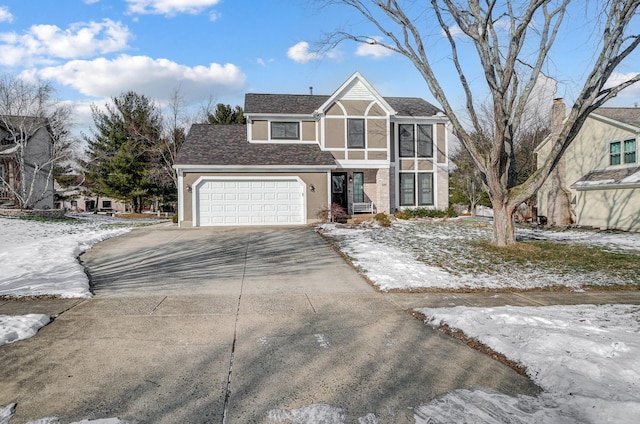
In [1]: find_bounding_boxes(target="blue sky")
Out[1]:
[1,0,639,135]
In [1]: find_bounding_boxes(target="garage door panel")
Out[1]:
[197,178,305,226]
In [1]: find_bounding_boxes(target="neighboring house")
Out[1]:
[54,175,130,214]
[537,101,640,232]
[0,116,54,209]
[174,72,450,227]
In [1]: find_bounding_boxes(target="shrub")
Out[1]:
[395,210,410,220]
[317,203,348,223]
[172,214,178,224]
[399,207,454,219]
[374,212,391,227]
[446,206,458,218]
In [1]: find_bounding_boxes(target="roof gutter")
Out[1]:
[173,164,337,173]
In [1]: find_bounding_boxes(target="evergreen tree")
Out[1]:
[84,92,163,213]
[205,103,245,124]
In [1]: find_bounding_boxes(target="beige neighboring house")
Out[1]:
[537,102,640,232]
[173,72,450,227]
[0,116,54,209]
[54,175,129,214]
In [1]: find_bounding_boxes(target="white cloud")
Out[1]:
[355,37,393,59]
[605,72,640,98]
[0,6,13,22]
[28,54,246,104]
[0,19,131,66]
[442,25,465,38]
[126,0,222,15]
[83,0,101,4]
[287,41,323,64]
[257,58,274,67]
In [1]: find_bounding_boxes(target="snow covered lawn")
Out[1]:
[319,218,640,291]
[416,304,640,424]
[0,215,150,298]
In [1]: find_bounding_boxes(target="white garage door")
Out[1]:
[196,178,305,226]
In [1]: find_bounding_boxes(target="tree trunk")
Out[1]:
[492,200,517,247]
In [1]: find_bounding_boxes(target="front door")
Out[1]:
[331,172,348,211]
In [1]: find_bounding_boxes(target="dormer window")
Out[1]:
[271,122,299,140]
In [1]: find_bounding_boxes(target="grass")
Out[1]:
[349,219,640,290]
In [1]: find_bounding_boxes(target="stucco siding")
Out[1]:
[252,120,268,140]
[348,151,365,160]
[340,100,370,116]
[368,151,387,160]
[418,160,434,171]
[302,121,316,141]
[367,119,387,148]
[400,159,415,171]
[575,187,640,231]
[537,113,639,230]
[325,119,345,149]
[326,103,343,116]
[368,103,386,117]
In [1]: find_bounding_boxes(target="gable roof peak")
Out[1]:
[316,72,397,116]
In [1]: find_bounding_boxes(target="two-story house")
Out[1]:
[536,101,640,231]
[0,116,54,210]
[174,72,449,227]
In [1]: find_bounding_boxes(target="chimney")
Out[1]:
[309,86,313,95]
[551,98,565,137]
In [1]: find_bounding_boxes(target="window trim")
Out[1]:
[271,121,300,140]
[347,118,365,149]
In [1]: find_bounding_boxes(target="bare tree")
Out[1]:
[449,143,490,215]
[0,75,75,209]
[157,88,190,191]
[322,0,640,246]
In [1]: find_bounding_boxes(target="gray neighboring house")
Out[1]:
[174,72,450,227]
[537,103,640,231]
[0,116,54,209]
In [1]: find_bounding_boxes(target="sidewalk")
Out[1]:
[385,289,640,310]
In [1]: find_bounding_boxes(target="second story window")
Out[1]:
[624,139,636,164]
[400,124,433,158]
[347,119,365,148]
[610,139,637,165]
[271,122,299,140]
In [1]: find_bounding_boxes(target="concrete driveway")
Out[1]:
[0,224,538,423]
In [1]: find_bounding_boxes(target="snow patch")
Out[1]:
[0,314,50,346]
[420,304,640,423]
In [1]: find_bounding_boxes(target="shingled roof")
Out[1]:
[592,108,640,129]
[244,93,443,117]
[573,166,640,188]
[175,124,336,167]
